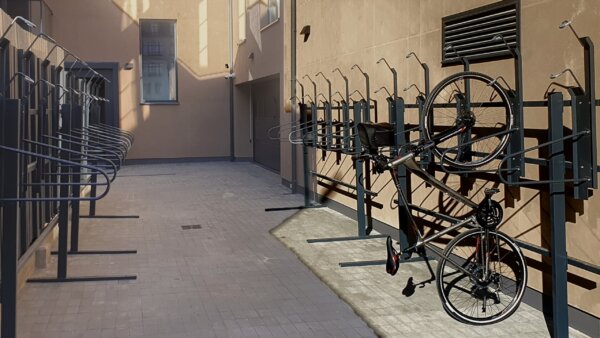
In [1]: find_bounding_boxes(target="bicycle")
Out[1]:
[356,71,527,325]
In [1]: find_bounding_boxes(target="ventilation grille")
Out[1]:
[442,0,519,66]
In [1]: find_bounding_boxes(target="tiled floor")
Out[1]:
[17,162,376,338]
[272,207,591,338]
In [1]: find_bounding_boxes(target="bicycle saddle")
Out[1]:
[357,122,394,154]
[386,236,400,276]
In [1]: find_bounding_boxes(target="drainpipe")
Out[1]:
[291,0,297,192]
[228,0,235,161]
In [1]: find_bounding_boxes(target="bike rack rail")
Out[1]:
[0,26,137,338]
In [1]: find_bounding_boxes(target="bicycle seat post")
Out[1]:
[484,188,500,199]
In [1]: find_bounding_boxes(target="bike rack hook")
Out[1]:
[550,68,584,89]
[559,20,581,40]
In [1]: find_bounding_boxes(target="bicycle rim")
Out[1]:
[436,228,527,325]
[422,72,514,169]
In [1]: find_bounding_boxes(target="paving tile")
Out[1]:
[272,207,591,338]
[16,162,375,338]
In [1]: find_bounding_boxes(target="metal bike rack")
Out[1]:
[294,4,600,335]
[0,25,137,338]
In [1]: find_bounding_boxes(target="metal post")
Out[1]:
[291,0,297,193]
[228,0,235,161]
[342,101,350,152]
[353,101,366,237]
[69,104,83,252]
[582,37,597,189]
[548,92,568,338]
[89,172,97,216]
[1,98,22,338]
[569,88,590,200]
[325,102,332,150]
[416,95,431,169]
[300,103,310,207]
[391,97,414,256]
[57,103,71,278]
[513,47,525,180]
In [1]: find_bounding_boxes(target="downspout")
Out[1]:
[228,0,235,161]
[291,0,297,192]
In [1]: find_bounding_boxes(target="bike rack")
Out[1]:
[0,27,137,338]
[292,10,600,336]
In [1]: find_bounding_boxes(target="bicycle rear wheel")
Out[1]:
[422,72,513,168]
[436,228,527,325]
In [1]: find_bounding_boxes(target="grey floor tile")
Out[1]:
[16,162,375,338]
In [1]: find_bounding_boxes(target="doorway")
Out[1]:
[251,76,281,173]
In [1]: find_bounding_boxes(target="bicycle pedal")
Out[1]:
[386,236,400,276]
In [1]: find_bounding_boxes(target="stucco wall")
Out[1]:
[46,0,232,160]
[233,1,287,178]
[285,0,600,317]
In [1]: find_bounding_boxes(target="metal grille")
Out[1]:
[181,224,202,230]
[442,0,519,66]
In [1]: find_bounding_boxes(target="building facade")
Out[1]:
[4,0,600,328]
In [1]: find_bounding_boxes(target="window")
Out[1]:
[238,0,246,42]
[140,19,177,103]
[260,0,279,29]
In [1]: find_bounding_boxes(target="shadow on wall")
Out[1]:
[45,0,232,159]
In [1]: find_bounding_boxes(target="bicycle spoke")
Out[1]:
[424,72,513,168]
[437,229,526,324]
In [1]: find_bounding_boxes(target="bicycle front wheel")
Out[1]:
[436,228,527,325]
[422,72,513,168]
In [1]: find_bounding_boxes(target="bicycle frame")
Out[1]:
[385,149,485,277]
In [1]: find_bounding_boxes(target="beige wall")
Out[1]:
[285,0,600,317]
[233,1,287,177]
[46,0,232,160]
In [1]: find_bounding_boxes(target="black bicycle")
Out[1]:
[357,71,527,325]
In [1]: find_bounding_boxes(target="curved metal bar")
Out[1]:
[376,58,397,98]
[491,34,519,58]
[70,129,130,154]
[375,86,392,98]
[350,90,365,101]
[404,84,425,97]
[83,125,133,147]
[559,19,581,40]
[42,134,124,168]
[0,16,36,41]
[0,145,111,203]
[23,139,118,182]
[268,120,313,141]
[57,132,127,159]
[91,123,135,141]
[550,68,584,90]
[438,128,518,174]
[406,51,430,95]
[57,131,127,158]
[74,128,132,151]
[25,32,56,55]
[497,130,591,186]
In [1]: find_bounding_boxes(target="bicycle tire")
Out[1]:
[436,228,527,325]
[422,71,514,168]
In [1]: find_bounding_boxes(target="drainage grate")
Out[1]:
[181,224,202,230]
[442,0,519,66]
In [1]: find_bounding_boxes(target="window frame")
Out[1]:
[238,0,247,44]
[139,18,179,105]
[260,0,279,31]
